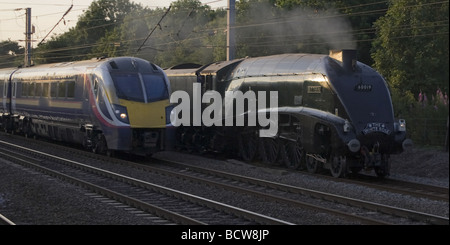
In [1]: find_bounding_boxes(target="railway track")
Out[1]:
[147,157,448,225]
[0,139,292,225]
[0,213,15,225]
[283,168,449,202]
[348,174,448,202]
[0,133,448,225]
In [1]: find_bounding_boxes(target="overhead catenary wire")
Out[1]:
[37,3,73,46]
[136,5,171,54]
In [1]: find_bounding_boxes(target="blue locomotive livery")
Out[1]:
[165,50,413,178]
[0,57,172,156]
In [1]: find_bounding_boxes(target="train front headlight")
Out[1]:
[165,105,175,126]
[398,119,406,132]
[343,119,352,133]
[112,104,130,124]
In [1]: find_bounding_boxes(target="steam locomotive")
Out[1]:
[165,50,413,178]
[0,57,172,156]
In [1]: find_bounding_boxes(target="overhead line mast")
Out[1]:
[227,0,235,61]
[24,7,32,67]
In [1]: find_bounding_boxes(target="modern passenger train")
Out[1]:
[0,57,172,156]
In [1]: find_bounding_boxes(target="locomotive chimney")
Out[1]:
[329,49,357,72]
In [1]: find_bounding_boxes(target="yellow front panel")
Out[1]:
[119,99,169,128]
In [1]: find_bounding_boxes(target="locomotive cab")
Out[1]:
[90,57,172,156]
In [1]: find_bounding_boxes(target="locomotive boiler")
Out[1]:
[165,50,412,178]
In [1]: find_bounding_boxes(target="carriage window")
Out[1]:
[50,82,58,98]
[142,74,168,102]
[43,83,49,97]
[36,83,42,97]
[93,78,99,97]
[22,83,28,97]
[29,82,35,97]
[58,82,66,98]
[67,81,75,98]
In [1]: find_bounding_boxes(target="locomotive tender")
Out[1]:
[165,50,413,178]
[0,57,172,156]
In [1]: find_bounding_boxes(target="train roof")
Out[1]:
[9,57,160,79]
[230,53,327,79]
[165,50,363,81]
[0,67,18,80]
[200,59,244,75]
[164,63,203,76]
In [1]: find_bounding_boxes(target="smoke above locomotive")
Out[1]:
[165,50,412,178]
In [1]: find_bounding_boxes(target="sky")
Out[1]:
[0,0,227,44]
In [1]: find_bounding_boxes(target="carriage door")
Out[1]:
[1,79,5,111]
[11,79,17,111]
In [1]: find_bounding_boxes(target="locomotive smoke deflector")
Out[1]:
[329,49,357,72]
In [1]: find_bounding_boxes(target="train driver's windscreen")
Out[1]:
[112,73,144,102]
[111,73,168,103]
[142,74,169,102]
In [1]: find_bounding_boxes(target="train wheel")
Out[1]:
[330,154,347,178]
[374,154,390,178]
[192,129,206,153]
[106,149,115,158]
[177,128,195,152]
[259,138,280,165]
[350,167,362,175]
[282,141,303,169]
[238,129,258,162]
[306,155,320,173]
[93,134,108,155]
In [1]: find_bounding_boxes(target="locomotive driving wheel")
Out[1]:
[259,137,281,165]
[330,154,347,178]
[306,155,320,173]
[281,141,304,169]
[238,128,258,162]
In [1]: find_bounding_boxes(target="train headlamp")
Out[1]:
[166,105,175,126]
[112,104,130,124]
[343,120,351,133]
[398,119,406,132]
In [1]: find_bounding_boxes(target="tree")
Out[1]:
[35,0,143,63]
[0,40,23,68]
[372,0,449,97]
[123,0,220,68]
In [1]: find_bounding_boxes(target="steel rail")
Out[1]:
[151,157,449,225]
[0,140,293,225]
